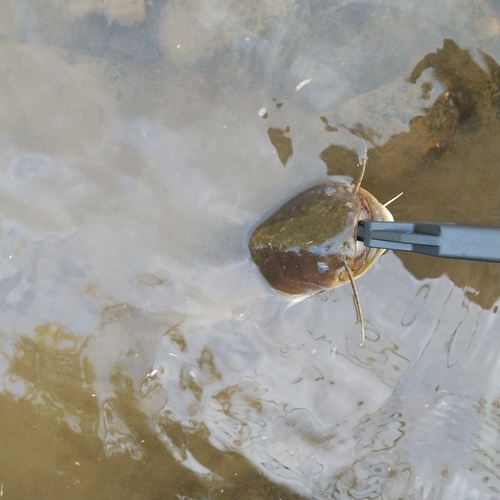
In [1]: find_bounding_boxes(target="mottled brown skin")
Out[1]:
[249,182,358,294]
[249,181,392,297]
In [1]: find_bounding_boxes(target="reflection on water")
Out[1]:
[0,0,499,498]
[9,323,98,434]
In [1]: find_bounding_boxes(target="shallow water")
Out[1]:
[0,1,499,499]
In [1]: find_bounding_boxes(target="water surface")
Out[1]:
[0,1,499,499]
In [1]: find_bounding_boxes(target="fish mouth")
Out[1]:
[352,189,394,273]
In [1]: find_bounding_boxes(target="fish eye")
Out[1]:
[317,262,330,274]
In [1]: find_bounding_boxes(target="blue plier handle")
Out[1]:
[357,221,500,263]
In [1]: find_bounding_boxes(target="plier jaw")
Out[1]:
[357,221,500,263]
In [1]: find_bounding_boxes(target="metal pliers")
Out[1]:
[357,221,500,263]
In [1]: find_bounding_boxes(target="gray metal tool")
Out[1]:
[357,221,500,263]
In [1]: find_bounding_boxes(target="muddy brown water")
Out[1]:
[0,1,499,499]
